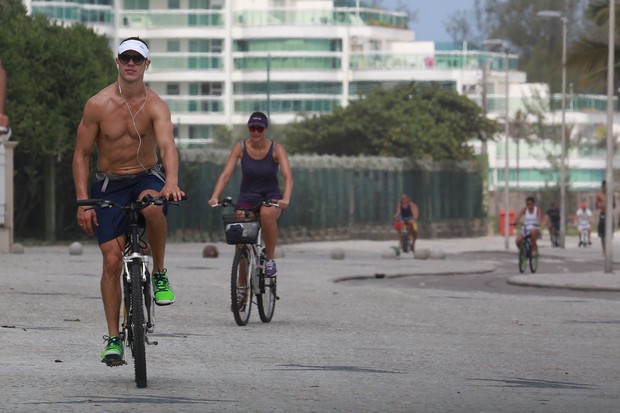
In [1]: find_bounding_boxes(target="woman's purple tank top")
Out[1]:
[238,140,282,206]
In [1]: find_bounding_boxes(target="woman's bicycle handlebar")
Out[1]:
[212,196,280,210]
[77,194,187,210]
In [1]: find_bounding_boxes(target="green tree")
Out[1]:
[0,0,116,241]
[444,0,587,94]
[283,82,497,160]
[567,1,620,91]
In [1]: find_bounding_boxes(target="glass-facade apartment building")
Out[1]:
[23,0,620,197]
[24,0,523,143]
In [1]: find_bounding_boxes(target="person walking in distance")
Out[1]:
[545,202,560,244]
[393,194,419,251]
[208,111,293,278]
[595,180,615,254]
[72,37,185,365]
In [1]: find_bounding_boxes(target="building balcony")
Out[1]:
[120,9,224,28]
[234,7,408,29]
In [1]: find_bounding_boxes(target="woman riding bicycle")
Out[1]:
[393,194,419,252]
[208,111,293,277]
[514,196,543,257]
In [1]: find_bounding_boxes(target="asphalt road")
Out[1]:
[2,240,620,412]
[343,249,620,300]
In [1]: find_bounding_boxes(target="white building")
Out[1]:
[23,0,620,197]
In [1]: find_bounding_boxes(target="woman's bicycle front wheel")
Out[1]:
[231,247,253,326]
[257,275,277,323]
[129,260,147,388]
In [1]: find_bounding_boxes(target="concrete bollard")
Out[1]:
[430,249,446,260]
[414,248,431,260]
[202,244,219,258]
[382,249,398,259]
[330,248,345,260]
[11,243,24,254]
[69,242,83,256]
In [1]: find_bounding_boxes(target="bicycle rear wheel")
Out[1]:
[231,247,253,326]
[257,275,277,323]
[129,260,147,388]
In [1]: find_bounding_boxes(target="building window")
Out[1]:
[167,40,180,52]
[124,0,149,10]
[168,0,180,8]
[167,84,180,95]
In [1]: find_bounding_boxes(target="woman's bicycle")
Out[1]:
[518,230,539,274]
[214,197,279,326]
[77,194,184,388]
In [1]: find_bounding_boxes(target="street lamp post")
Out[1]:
[605,0,615,273]
[538,10,568,249]
[483,39,511,250]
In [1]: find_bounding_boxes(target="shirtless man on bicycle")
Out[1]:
[514,196,543,257]
[72,37,184,364]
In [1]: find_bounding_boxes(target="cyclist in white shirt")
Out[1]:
[575,202,592,245]
[514,196,543,257]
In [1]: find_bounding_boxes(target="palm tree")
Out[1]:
[568,1,620,87]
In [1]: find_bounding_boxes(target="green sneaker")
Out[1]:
[101,335,124,365]
[153,269,175,306]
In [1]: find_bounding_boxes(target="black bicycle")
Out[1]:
[77,194,184,388]
[518,232,539,273]
[215,197,279,326]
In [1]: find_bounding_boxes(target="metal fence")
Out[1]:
[168,149,485,241]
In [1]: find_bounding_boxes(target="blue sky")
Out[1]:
[382,0,477,41]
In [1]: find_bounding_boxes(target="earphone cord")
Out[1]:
[118,82,149,173]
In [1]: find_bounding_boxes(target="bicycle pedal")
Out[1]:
[145,336,158,346]
[103,358,127,367]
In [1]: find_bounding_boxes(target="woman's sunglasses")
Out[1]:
[118,53,146,65]
[249,126,265,132]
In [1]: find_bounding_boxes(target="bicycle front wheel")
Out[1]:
[129,260,147,388]
[530,254,539,273]
[401,232,409,253]
[257,276,277,323]
[518,249,527,273]
[231,247,253,326]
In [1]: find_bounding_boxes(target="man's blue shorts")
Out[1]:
[91,171,166,245]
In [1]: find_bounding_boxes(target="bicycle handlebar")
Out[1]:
[212,196,279,210]
[77,194,187,210]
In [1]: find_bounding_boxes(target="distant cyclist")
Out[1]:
[545,202,560,243]
[393,194,419,252]
[575,202,592,245]
[514,196,543,257]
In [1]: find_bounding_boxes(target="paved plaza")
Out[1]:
[1,235,620,412]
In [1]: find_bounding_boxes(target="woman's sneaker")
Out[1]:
[101,335,124,366]
[265,259,277,278]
